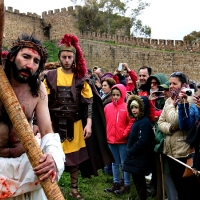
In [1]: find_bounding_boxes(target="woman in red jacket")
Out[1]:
[104,84,134,196]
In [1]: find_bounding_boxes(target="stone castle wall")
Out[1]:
[2,6,200,82]
[41,6,79,41]
[79,32,200,53]
[80,39,200,82]
[4,7,47,45]
[3,6,80,47]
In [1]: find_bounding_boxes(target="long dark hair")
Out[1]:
[5,34,47,97]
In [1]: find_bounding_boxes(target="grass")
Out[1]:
[58,170,155,200]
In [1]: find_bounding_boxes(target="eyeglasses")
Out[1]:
[197,86,200,89]
[170,72,183,77]
[151,81,157,86]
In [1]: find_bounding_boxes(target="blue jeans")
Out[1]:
[108,144,130,186]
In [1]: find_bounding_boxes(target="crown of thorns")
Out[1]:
[11,39,48,62]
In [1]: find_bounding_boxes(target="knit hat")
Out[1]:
[130,100,139,109]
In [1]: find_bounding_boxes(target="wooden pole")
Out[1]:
[0,0,5,65]
[167,154,200,173]
[0,66,65,200]
[160,154,165,200]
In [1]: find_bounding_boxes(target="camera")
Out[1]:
[182,88,194,96]
[185,90,192,96]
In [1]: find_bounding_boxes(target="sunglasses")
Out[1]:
[151,81,158,86]
[170,72,183,77]
[197,86,200,89]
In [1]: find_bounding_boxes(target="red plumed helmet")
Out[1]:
[59,34,87,78]
[1,50,9,59]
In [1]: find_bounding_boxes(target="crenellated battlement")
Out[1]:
[42,6,79,17]
[79,31,200,53]
[6,6,41,18]
[5,5,79,18]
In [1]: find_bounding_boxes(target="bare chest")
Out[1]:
[0,88,38,147]
[14,88,38,122]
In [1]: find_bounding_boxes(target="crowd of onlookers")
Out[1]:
[87,64,200,200]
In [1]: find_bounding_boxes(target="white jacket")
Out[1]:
[157,97,193,158]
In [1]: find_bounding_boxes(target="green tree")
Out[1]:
[129,0,151,37]
[43,41,59,62]
[98,0,126,34]
[70,0,151,37]
[183,31,200,43]
[75,3,102,32]
[132,19,151,37]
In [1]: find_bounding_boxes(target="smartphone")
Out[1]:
[154,91,164,97]
[126,91,132,95]
[118,63,123,72]
[193,94,200,100]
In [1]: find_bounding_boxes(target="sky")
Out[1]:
[4,0,200,41]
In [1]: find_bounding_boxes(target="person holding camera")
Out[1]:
[113,63,138,93]
[158,72,200,200]
[178,84,200,178]
[123,63,138,92]
[146,73,168,123]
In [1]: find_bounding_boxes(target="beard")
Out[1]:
[11,62,33,84]
[61,63,73,70]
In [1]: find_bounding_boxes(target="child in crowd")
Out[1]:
[104,84,134,196]
[123,95,154,200]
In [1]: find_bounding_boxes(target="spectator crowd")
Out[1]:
[86,63,200,200]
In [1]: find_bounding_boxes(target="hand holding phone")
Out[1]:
[118,63,123,72]
[154,91,164,98]
[193,94,200,104]
[126,91,132,95]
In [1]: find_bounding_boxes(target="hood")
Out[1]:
[147,73,168,86]
[111,84,126,104]
[127,95,149,120]
[146,73,168,94]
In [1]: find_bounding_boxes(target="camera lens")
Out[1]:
[186,90,192,96]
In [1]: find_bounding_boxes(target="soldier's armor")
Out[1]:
[48,85,82,142]
[45,68,93,142]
